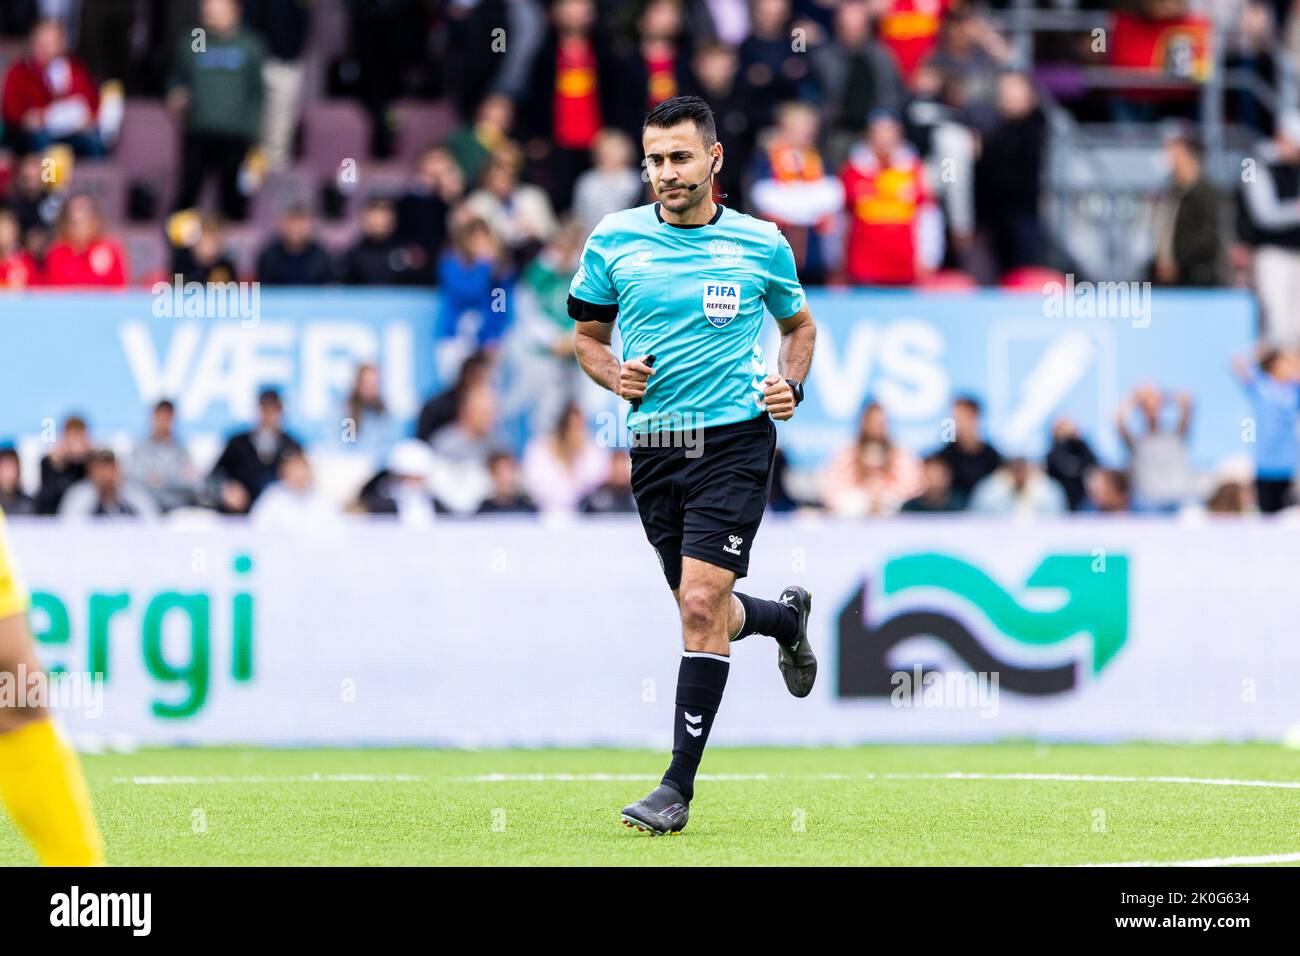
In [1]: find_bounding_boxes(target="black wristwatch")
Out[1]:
[786,379,804,406]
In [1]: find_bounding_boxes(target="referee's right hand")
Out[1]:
[618,356,656,402]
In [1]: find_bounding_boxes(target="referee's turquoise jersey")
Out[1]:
[569,202,806,433]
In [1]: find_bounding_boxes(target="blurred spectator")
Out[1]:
[345,0,434,155]
[6,151,58,246]
[925,7,1011,120]
[417,350,494,443]
[1045,418,1099,512]
[768,446,799,511]
[518,0,610,211]
[170,213,238,284]
[477,449,538,514]
[1239,109,1300,346]
[602,0,692,136]
[737,0,814,131]
[1,18,105,156]
[1084,468,1132,514]
[810,0,903,168]
[168,0,266,221]
[209,387,303,513]
[572,129,643,235]
[395,146,464,280]
[1232,346,1300,513]
[1206,479,1252,514]
[580,450,637,513]
[903,63,976,257]
[340,197,420,285]
[875,0,950,82]
[932,395,1002,506]
[130,399,200,512]
[0,448,35,516]
[43,195,128,287]
[36,414,91,514]
[428,379,497,514]
[357,440,439,525]
[1116,384,1195,512]
[968,458,1067,516]
[256,204,334,285]
[448,93,514,188]
[974,72,1045,279]
[0,208,38,288]
[437,213,514,364]
[508,219,586,435]
[1108,0,1212,121]
[821,401,925,516]
[686,42,753,206]
[1151,123,1223,286]
[841,110,940,285]
[748,101,843,282]
[342,362,398,460]
[464,143,559,263]
[59,449,159,519]
[900,453,961,512]
[521,402,608,513]
[250,449,338,529]
[245,0,311,172]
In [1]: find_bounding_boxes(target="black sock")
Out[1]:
[661,653,729,802]
[733,591,799,646]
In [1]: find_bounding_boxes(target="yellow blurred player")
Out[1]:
[0,507,104,865]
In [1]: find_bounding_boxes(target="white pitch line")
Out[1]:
[879,772,1300,790]
[1076,852,1300,868]
[112,774,427,785]
[463,771,1300,790]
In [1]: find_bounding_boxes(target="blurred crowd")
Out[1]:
[3,0,1300,522]
[0,0,1296,294]
[3,338,1297,524]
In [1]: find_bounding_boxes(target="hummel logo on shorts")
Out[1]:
[723,534,744,556]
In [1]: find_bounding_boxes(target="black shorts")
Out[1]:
[629,412,777,589]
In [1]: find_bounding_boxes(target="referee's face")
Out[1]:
[643,123,721,215]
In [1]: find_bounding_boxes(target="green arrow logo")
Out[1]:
[882,553,1128,672]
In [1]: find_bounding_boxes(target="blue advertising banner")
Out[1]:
[0,287,1256,471]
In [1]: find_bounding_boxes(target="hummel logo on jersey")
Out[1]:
[684,712,703,737]
[723,535,744,556]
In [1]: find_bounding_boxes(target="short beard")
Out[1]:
[657,182,708,214]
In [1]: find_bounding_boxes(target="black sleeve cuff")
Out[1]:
[568,294,619,323]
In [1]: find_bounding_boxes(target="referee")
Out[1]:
[569,96,817,835]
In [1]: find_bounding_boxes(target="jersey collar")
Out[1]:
[654,202,725,228]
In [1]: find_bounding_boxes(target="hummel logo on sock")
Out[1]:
[684,712,702,736]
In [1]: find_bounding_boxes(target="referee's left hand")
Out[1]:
[762,374,796,421]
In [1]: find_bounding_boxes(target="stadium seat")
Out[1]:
[117,98,180,215]
[920,270,979,291]
[251,166,318,229]
[1000,267,1069,291]
[120,225,168,286]
[67,160,126,225]
[301,100,372,185]
[221,224,266,281]
[390,100,459,167]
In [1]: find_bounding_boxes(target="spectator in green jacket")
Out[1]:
[167,0,266,221]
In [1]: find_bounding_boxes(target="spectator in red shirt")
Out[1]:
[42,194,128,287]
[841,109,941,285]
[1,18,104,156]
[0,209,39,289]
[519,0,610,210]
[874,0,951,82]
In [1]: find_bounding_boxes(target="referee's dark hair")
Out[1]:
[643,95,717,148]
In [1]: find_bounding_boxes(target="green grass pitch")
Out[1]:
[2,744,1297,866]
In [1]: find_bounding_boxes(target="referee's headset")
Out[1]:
[682,154,724,197]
